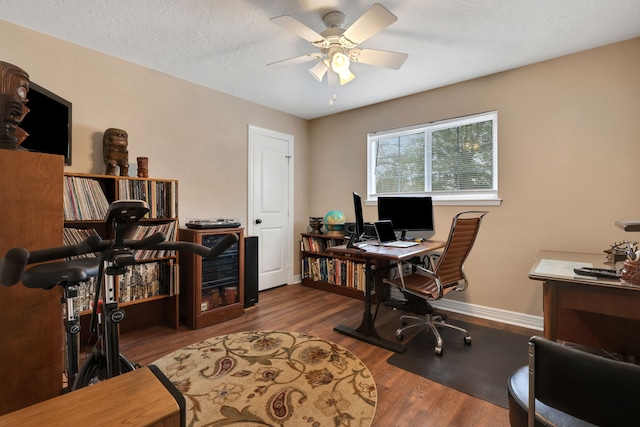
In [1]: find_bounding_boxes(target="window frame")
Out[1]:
[366,111,501,206]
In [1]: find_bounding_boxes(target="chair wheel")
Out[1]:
[435,347,443,356]
[396,333,404,341]
[464,336,472,345]
[401,320,408,327]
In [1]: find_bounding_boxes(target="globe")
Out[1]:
[323,210,346,235]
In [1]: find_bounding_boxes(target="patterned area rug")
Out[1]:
[152,330,377,426]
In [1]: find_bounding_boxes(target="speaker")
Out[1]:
[244,236,258,308]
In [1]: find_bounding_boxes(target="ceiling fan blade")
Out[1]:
[271,15,325,44]
[349,48,408,69]
[267,53,323,68]
[309,61,329,82]
[340,3,397,46]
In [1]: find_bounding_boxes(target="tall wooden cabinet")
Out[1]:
[0,151,64,415]
[63,173,180,335]
[179,227,245,329]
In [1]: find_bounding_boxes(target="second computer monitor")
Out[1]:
[377,196,434,240]
[347,192,366,248]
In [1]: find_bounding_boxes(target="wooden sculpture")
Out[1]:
[103,128,129,176]
[0,61,30,150]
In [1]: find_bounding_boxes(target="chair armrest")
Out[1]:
[385,262,444,300]
[413,263,444,299]
[412,263,438,280]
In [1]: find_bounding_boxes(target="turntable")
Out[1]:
[186,218,241,229]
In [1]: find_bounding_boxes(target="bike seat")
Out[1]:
[22,258,101,289]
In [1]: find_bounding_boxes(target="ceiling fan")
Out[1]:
[268,3,408,86]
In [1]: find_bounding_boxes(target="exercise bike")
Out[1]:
[0,199,238,391]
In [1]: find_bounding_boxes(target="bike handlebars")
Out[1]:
[0,247,29,287]
[153,235,239,260]
[29,234,104,264]
[0,231,239,287]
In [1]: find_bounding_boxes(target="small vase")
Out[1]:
[620,259,640,285]
[137,156,149,178]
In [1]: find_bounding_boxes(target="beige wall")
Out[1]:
[0,20,311,264]
[2,18,639,318]
[308,37,640,317]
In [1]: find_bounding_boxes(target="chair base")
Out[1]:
[396,313,472,355]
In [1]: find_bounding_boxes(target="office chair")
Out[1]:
[382,211,487,355]
[508,336,640,427]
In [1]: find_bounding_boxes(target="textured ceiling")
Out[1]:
[1,0,639,119]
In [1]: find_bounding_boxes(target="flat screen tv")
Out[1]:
[20,81,72,165]
[377,196,434,240]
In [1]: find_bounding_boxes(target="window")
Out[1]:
[367,111,499,204]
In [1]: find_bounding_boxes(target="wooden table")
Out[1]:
[529,250,640,358]
[328,240,445,353]
[0,366,184,426]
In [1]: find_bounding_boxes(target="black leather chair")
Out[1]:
[508,336,640,427]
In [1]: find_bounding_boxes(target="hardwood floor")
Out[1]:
[117,284,535,426]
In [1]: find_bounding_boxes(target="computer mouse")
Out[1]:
[414,238,424,242]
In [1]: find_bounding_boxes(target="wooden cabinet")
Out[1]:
[179,227,244,329]
[63,173,180,334]
[0,151,64,415]
[300,233,373,300]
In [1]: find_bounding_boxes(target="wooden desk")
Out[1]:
[0,366,185,426]
[328,240,445,353]
[529,250,640,358]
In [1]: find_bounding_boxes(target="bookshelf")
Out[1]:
[300,233,373,300]
[63,172,180,334]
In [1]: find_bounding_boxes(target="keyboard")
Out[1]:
[380,240,419,248]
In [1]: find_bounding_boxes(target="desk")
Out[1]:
[0,366,184,425]
[529,250,640,358]
[328,240,445,353]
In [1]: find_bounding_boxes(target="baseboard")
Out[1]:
[429,299,543,331]
[293,275,543,331]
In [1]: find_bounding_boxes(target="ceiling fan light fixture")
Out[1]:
[330,51,350,73]
[337,68,355,85]
[309,61,328,82]
[270,3,404,87]
[330,51,355,85]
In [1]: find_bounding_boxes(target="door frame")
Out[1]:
[247,124,294,287]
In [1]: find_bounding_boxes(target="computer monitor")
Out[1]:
[377,196,434,240]
[347,192,366,249]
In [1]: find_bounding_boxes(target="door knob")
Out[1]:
[255,218,262,224]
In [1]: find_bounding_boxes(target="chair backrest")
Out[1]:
[529,335,640,427]
[433,211,487,289]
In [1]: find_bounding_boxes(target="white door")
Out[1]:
[248,125,293,291]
